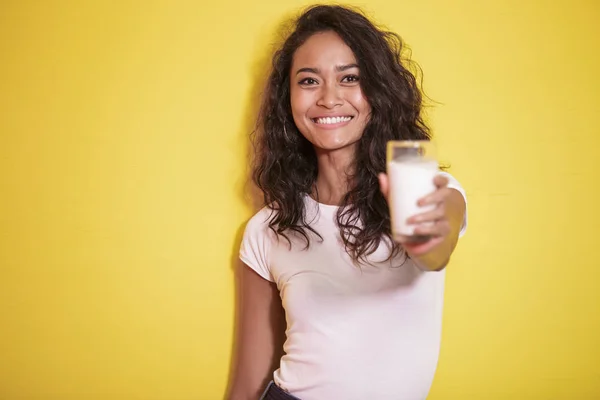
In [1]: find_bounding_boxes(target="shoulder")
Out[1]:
[245,205,276,233]
[438,170,467,199]
[239,205,278,282]
[438,170,468,237]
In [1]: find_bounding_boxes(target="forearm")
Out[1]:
[227,378,267,400]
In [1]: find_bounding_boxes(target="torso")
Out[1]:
[246,196,446,400]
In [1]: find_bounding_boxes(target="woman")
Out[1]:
[228,4,467,400]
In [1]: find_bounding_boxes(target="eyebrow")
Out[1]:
[295,63,359,75]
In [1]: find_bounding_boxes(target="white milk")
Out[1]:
[387,158,439,238]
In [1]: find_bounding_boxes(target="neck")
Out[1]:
[312,147,355,206]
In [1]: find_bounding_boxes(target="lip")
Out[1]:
[310,115,354,129]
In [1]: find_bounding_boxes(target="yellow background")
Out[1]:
[1,0,598,399]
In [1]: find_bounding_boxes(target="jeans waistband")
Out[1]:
[259,381,301,400]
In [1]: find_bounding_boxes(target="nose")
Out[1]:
[316,82,343,109]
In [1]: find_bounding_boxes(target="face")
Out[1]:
[290,31,371,154]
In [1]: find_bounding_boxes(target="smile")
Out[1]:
[312,116,353,125]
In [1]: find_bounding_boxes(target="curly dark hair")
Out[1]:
[252,4,431,263]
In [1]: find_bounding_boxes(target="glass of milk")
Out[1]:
[386,140,439,242]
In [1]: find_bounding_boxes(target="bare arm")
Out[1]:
[226,262,286,400]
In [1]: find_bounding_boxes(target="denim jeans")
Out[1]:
[259,381,301,400]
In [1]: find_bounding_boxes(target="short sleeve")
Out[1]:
[239,207,274,282]
[438,171,468,238]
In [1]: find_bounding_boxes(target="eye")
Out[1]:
[299,77,318,85]
[342,74,360,83]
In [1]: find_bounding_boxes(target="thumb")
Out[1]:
[378,173,389,200]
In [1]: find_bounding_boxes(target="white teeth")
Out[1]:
[315,116,352,125]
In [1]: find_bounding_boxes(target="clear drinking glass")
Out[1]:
[386,140,439,242]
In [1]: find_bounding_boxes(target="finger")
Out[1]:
[433,174,449,188]
[378,173,389,200]
[402,236,444,257]
[418,186,453,207]
[407,204,446,224]
[414,219,451,237]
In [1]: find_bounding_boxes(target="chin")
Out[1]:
[315,139,357,152]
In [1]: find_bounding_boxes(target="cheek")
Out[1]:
[290,88,309,115]
[289,91,310,137]
[348,89,371,114]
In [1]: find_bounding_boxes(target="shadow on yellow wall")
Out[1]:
[224,11,299,399]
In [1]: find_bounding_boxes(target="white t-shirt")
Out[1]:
[239,173,467,400]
